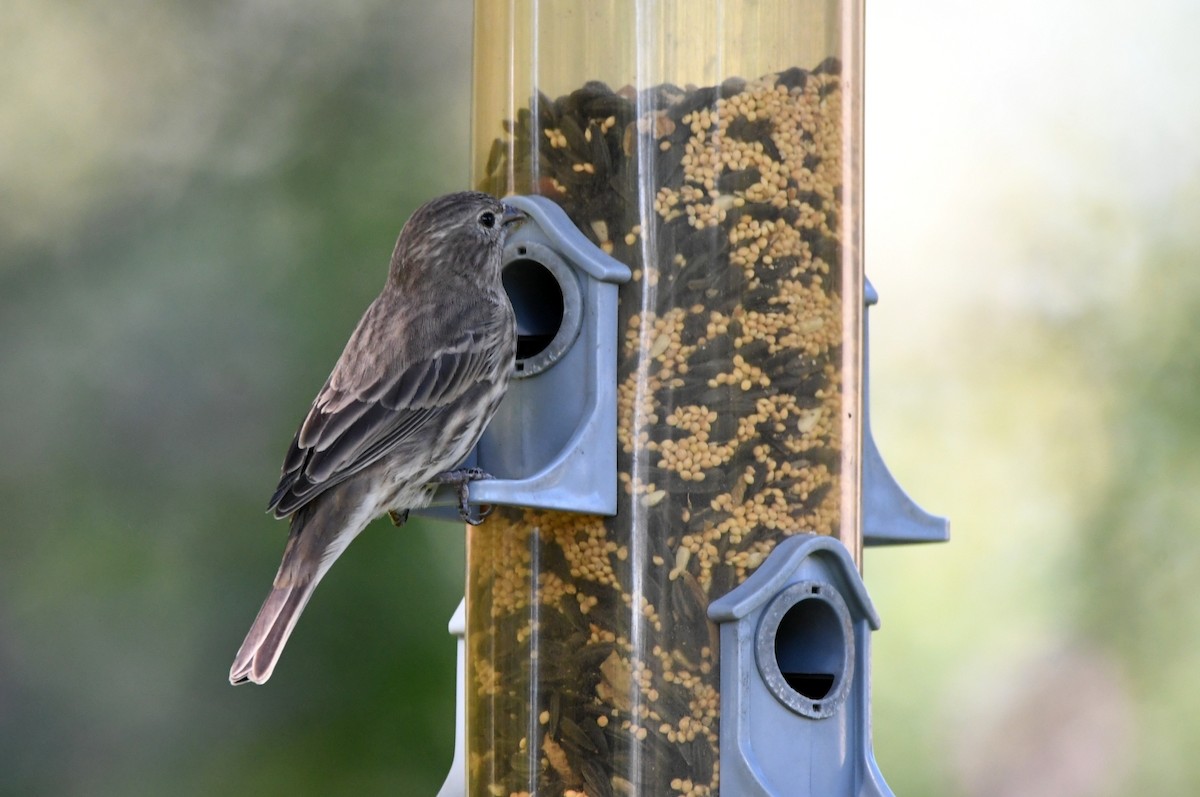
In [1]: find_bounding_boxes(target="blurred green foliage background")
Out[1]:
[3,1,1199,795]
[2,1,473,793]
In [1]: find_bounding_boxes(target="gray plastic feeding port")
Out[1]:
[708,534,892,797]
[420,194,631,518]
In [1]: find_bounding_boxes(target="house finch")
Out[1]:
[230,191,524,685]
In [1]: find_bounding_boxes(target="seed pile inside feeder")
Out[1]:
[470,58,847,797]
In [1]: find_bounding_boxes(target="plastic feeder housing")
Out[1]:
[457,1,891,795]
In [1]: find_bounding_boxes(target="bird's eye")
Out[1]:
[478,211,496,229]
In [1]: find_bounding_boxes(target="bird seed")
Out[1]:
[470,58,848,797]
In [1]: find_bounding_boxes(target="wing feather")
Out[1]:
[267,304,511,519]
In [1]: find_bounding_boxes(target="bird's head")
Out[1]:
[389,191,527,287]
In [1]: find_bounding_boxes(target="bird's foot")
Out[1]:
[431,468,494,526]
[387,509,409,527]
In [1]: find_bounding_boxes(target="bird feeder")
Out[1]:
[444,1,945,795]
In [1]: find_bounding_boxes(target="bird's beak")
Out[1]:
[500,203,527,228]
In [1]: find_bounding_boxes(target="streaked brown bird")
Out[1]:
[230,191,524,685]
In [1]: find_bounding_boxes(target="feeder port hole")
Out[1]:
[500,240,582,378]
[757,580,854,719]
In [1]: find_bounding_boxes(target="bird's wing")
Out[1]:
[267,302,508,518]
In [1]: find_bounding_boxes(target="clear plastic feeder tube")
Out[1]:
[467,1,863,793]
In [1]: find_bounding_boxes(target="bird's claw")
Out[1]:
[464,503,495,526]
[432,468,494,525]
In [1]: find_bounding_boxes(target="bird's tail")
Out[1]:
[229,577,319,685]
[230,496,370,685]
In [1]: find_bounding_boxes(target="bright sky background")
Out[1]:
[868,0,1200,321]
[864,2,1200,793]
